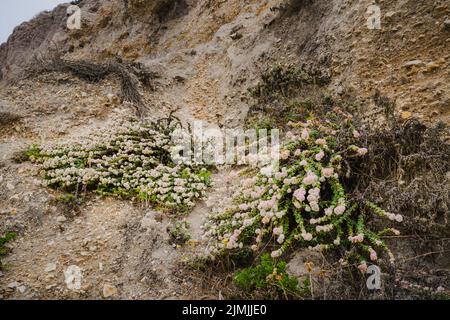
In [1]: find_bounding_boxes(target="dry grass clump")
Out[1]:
[342,103,450,237]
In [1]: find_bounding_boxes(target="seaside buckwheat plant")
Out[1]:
[28,116,211,213]
[202,119,403,269]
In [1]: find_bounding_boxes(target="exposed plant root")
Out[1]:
[26,52,158,118]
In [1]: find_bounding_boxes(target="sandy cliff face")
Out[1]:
[0,0,448,299]
[1,0,448,123]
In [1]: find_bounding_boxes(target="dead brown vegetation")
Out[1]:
[26,52,158,118]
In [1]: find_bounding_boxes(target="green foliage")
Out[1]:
[24,144,42,160]
[12,144,42,163]
[252,116,277,131]
[0,232,16,247]
[53,193,77,204]
[234,253,309,298]
[168,220,191,245]
[196,169,212,183]
[0,232,17,270]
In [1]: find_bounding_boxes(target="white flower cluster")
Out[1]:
[202,120,402,265]
[32,118,211,212]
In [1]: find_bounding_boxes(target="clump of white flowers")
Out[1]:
[29,116,211,213]
[202,120,402,267]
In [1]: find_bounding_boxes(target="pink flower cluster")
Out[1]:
[293,187,306,202]
[301,128,310,140]
[369,247,378,261]
[315,150,325,161]
[356,147,368,156]
[315,138,327,146]
[348,233,364,243]
[358,261,368,272]
[315,224,333,233]
[280,150,290,160]
[334,204,346,215]
[386,212,404,222]
[302,171,318,185]
[258,198,277,212]
[273,226,283,235]
[321,167,334,178]
[271,249,282,258]
[301,232,313,241]
[307,187,321,212]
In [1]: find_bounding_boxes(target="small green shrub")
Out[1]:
[252,116,277,131]
[25,144,42,159]
[0,232,17,270]
[234,253,309,298]
[168,220,191,245]
[12,144,42,163]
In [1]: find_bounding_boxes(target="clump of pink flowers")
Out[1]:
[203,119,402,271]
[348,234,364,243]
